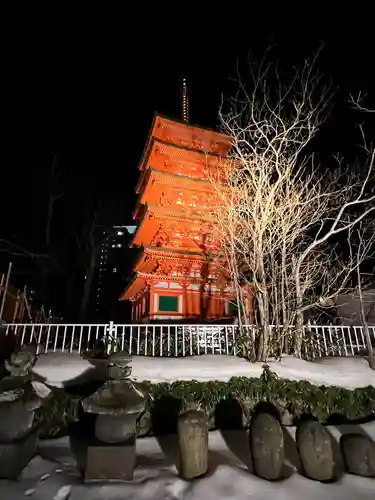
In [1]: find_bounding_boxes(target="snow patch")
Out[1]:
[31,353,100,387]
[31,352,375,390]
[0,424,374,500]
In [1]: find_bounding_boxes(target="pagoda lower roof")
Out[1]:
[120,270,227,301]
[134,245,223,272]
[119,274,147,301]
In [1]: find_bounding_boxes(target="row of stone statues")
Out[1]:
[0,346,374,482]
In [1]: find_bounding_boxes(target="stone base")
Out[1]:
[0,433,37,479]
[85,443,136,482]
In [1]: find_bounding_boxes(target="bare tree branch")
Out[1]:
[45,152,64,248]
[210,50,375,361]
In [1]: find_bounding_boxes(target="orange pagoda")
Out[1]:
[120,110,250,322]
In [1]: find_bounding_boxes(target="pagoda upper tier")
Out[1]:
[130,115,231,252]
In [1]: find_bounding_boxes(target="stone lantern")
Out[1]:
[79,351,145,481]
[0,346,47,479]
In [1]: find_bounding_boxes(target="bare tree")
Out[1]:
[210,52,375,361]
[45,152,64,249]
[351,95,375,369]
[0,240,49,261]
[355,224,375,369]
[78,200,103,322]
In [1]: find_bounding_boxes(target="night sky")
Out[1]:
[1,24,374,317]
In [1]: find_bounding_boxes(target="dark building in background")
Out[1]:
[90,225,137,323]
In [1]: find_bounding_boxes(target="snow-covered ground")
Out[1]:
[32,352,375,390]
[1,423,374,500]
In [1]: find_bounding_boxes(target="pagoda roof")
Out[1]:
[143,166,212,191]
[138,114,231,172]
[131,204,212,248]
[134,246,225,274]
[135,138,228,194]
[120,270,225,301]
[135,245,207,269]
[120,245,228,300]
[119,273,147,301]
[133,167,222,219]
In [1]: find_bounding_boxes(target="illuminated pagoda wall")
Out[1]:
[120,114,252,322]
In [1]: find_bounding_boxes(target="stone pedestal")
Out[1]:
[85,437,136,482]
[0,433,37,479]
[178,410,208,479]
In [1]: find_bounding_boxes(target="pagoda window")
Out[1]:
[188,195,198,207]
[228,300,245,317]
[176,191,185,205]
[158,295,179,312]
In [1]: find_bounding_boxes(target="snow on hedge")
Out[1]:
[32,352,375,391]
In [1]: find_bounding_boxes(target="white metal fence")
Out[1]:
[1,322,375,358]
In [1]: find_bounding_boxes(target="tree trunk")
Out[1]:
[295,309,304,358]
[294,258,304,358]
[357,264,375,370]
[257,288,270,362]
[79,251,97,322]
[281,245,289,354]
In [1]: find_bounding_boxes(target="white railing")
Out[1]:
[1,322,375,357]
[304,324,375,357]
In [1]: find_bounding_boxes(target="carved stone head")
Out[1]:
[106,351,132,380]
[5,345,37,377]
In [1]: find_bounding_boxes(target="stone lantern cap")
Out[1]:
[82,352,145,417]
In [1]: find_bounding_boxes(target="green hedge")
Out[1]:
[35,367,375,438]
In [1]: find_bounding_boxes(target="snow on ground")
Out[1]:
[1,423,375,500]
[32,352,375,390]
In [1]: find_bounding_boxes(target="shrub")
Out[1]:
[35,367,375,438]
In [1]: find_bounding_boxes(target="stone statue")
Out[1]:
[0,345,50,479]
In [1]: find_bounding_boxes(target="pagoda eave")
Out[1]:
[120,274,147,301]
[135,246,226,274]
[138,115,231,172]
[130,204,213,249]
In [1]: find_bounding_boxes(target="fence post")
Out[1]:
[106,321,116,354]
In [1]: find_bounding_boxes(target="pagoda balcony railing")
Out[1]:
[1,322,375,359]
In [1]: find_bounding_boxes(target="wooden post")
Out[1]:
[183,283,188,317]
[0,262,12,321]
[12,290,21,323]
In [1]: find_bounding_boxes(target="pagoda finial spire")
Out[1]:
[182,78,189,123]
